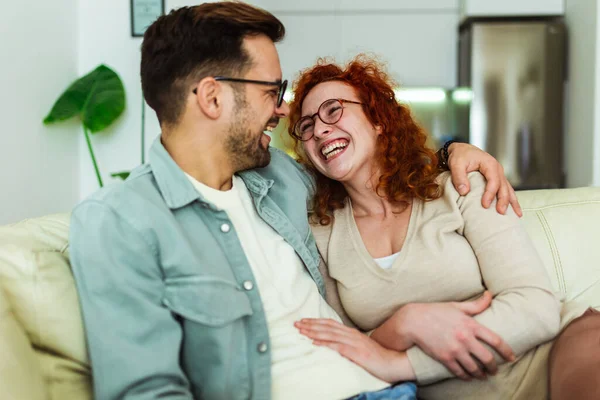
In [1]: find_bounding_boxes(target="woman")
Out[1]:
[289,55,597,399]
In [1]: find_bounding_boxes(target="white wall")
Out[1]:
[236,0,460,87]
[78,0,149,200]
[460,0,565,19]
[0,0,80,224]
[564,0,599,187]
[594,2,600,186]
[78,0,460,200]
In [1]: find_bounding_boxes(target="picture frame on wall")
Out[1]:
[131,0,165,37]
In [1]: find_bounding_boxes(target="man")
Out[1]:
[70,2,521,399]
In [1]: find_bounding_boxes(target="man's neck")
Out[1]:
[161,124,234,191]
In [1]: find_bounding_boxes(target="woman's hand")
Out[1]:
[446,142,523,217]
[371,291,516,381]
[294,318,416,383]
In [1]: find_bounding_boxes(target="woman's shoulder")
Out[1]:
[436,171,488,200]
[309,201,353,256]
[310,218,333,237]
[309,199,351,228]
[417,171,488,217]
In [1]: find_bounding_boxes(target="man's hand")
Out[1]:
[294,318,416,383]
[371,292,515,381]
[446,143,523,217]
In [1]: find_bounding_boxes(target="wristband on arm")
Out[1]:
[436,140,457,171]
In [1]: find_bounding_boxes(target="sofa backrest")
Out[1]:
[517,187,600,309]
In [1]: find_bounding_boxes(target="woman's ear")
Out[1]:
[375,124,383,135]
[194,77,222,120]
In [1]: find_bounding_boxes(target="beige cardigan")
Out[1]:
[313,172,587,400]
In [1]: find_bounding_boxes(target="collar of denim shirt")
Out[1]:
[148,136,274,210]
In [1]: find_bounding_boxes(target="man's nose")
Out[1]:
[276,100,290,117]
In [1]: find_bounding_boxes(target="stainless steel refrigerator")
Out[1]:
[457,18,567,189]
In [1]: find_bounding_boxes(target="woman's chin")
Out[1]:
[317,164,351,182]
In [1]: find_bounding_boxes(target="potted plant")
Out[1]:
[43,64,126,187]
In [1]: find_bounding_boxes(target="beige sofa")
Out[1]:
[1,187,600,400]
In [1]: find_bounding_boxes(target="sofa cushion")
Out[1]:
[0,213,91,399]
[0,282,47,400]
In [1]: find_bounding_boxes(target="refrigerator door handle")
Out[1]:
[517,122,534,183]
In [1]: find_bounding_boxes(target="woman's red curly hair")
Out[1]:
[288,55,442,225]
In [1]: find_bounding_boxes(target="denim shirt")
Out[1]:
[69,138,323,400]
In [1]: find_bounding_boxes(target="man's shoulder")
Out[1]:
[258,147,314,190]
[74,164,163,219]
[267,146,301,170]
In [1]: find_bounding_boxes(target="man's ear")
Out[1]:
[194,77,223,120]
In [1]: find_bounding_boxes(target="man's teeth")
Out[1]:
[321,142,348,159]
[264,126,274,132]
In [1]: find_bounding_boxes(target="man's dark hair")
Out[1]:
[141,1,285,126]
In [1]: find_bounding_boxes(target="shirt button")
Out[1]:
[257,342,268,353]
[243,280,254,291]
[220,223,230,233]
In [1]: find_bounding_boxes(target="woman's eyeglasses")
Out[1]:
[292,98,363,141]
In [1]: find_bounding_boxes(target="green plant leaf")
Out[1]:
[111,171,130,180]
[83,66,126,132]
[43,69,98,124]
[43,65,125,132]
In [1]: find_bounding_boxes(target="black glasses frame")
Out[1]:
[193,76,288,107]
[292,98,363,141]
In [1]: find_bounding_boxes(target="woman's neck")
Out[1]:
[342,173,404,218]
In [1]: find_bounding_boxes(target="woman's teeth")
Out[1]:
[321,141,348,159]
[325,148,345,159]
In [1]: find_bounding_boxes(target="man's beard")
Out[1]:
[224,91,271,173]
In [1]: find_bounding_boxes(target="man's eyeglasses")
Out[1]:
[292,98,363,141]
[193,76,288,108]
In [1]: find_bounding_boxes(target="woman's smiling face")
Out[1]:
[300,81,381,183]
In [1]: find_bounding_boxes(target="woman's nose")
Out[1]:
[312,118,332,139]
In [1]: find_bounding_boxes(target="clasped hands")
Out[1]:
[294,291,515,383]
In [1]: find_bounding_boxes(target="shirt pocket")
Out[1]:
[162,276,254,399]
[162,276,253,326]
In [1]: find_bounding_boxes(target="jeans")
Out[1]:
[348,382,417,400]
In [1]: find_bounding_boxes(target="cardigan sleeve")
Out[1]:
[406,172,561,384]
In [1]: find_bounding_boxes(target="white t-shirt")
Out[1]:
[186,174,389,400]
